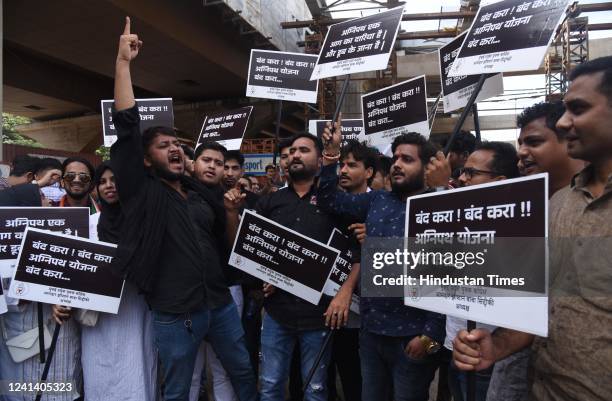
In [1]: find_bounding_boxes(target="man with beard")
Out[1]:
[256,132,338,401]
[453,56,612,401]
[59,157,98,214]
[110,18,256,401]
[317,124,445,401]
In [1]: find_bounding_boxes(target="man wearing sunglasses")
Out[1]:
[59,157,99,214]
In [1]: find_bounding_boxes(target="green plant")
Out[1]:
[2,113,42,147]
[95,146,111,161]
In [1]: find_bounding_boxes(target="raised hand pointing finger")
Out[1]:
[117,16,142,63]
[123,16,131,35]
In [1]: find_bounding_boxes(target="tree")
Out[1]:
[95,146,111,161]
[2,113,42,148]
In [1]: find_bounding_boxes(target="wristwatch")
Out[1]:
[419,335,441,354]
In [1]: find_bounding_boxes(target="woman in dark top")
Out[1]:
[80,163,159,401]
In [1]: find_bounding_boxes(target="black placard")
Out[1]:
[101,98,174,146]
[361,76,429,146]
[449,0,571,75]
[247,50,319,103]
[326,229,353,287]
[311,6,404,79]
[439,32,504,113]
[197,106,253,151]
[0,207,89,262]
[405,174,548,293]
[310,119,364,147]
[229,210,340,305]
[9,228,123,313]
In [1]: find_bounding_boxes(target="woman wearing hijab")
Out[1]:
[0,182,82,401]
[80,163,158,401]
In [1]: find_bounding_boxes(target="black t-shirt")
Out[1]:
[255,183,338,331]
[148,187,231,313]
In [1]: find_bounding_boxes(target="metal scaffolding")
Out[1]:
[546,14,589,100]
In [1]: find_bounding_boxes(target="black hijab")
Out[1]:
[0,183,42,206]
[94,162,122,244]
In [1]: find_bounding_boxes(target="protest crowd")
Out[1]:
[0,7,611,401]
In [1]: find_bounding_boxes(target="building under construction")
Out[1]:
[2,0,612,163]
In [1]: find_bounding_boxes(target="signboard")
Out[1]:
[448,0,571,76]
[310,6,404,80]
[197,106,253,151]
[8,227,124,314]
[243,154,275,177]
[229,210,340,305]
[0,207,90,278]
[362,75,429,148]
[101,98,174,147]
[439,31,504,112]
[403,174,548,336]
[323,229,359,314]
[246,50,319,103]
[308,119,364,147]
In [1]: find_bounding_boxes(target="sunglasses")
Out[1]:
[459,167,501,179]
[63,172,92,184]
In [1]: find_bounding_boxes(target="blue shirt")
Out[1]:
[317,163,445,341]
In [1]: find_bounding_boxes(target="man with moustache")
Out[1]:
[453,56,612,401]
[326,139,378,401]
[338,140,377,194]
[482,102,584,401]
[110,18,256,401]
[59,157,99,214]
[516,101,584,193]
[317,122,445,401]
[443,141,519,401]
[223,150,245,190]
[256,132,338,401]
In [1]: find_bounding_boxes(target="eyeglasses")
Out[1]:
[63,172,91,184]
[459,167,501,179]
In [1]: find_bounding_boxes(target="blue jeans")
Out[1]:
[359,330,437,401]
[260,313,331,401]
[152,302,257,401]
[448,361,493,401]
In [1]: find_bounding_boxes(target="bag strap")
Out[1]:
[0,304,54,342]
[0,315,8,341]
